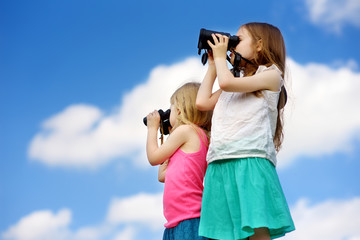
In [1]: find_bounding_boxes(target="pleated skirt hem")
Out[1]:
[199,157,295,240]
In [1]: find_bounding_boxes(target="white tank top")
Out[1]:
[207,64,283,166]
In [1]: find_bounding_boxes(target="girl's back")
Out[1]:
[146,82,212,240]
[163,125,208,228]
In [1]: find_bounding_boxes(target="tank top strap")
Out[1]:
[195,127,209,148]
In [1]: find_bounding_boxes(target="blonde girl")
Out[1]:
[146,82,212,240]
[196,22,295,240]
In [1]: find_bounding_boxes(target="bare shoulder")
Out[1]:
[174,125,201,153]
[264,68,282,79]
[255,69,282,91]
[172,124,196,137]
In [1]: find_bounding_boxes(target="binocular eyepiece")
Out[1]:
[143,109,172,135]
[197,28,240,56]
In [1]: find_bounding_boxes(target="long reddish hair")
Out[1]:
[241,22,287,152]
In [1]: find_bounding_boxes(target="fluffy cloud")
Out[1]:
[278,58,360,167]
[106,192,165,230]
[28,57,206,169]
[4,195,360,240]
[2,209,72,240]
[2,193,164,240]
[283,197,360,240]
[305,0,360,32]
[112,227,136,240]
[28,57,360,169]
[28,105,106,168]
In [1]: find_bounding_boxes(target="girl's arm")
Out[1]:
[210,34,282,93]
[158,159,169,183]
[196,51,222,111]
[146,111,189,166]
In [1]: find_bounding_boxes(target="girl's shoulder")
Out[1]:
[173,124,194,133]
[256,64,282,75]
[172,124,203,140]
[255,64,284,91]
[170,124,195,140]
[173,124,204,153]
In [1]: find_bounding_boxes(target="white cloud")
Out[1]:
[71,225,111,240]
[106,192,165,230]
[28,105,107,168]
[28,56,360,169]
[112,227,136,240]
[283,197,360,240]
[278,58,360,167]
[2,209,72,240]
[28,57,206,169]
[305,0,360,32]
[2,193,164,240]
[4,195,360,240]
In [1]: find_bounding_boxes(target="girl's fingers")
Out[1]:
[207,39,214,48]
[208,33,229,53]
[211,33,219,44]
[211,33,229,45]
[147,110,158,118]
[222,35,229,44]
[215,33,223,43]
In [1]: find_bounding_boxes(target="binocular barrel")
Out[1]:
[143,109,172,135]
[197,28,240,55]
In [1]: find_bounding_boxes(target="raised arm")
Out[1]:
[217,65,282,92]
[196,51,222,111]
[210,33,281,93]
[146,112,188,166]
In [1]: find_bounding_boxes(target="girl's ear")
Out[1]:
[256,39,263,52]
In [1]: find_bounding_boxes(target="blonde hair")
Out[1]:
[170,82,212,142]
[241,22,287,152]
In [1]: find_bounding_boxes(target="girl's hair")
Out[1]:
[241,22,287,152]
[170,82,212,142]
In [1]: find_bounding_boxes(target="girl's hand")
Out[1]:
[207,33,228,60]
[146,110,160,130]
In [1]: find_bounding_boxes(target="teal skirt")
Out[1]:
[199,158,295,240]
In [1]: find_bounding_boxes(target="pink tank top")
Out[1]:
[163,127,208,228]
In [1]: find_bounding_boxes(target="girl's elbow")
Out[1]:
[196,98,214,111]
[196,100,206,111]
[158,175,165,183]
[147,156,159,166]
[218,75,235,91]
[148,159,158,166]
[218,80,230,91]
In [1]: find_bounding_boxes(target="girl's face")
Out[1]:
[232,27,257,61]
[169,103,178,127]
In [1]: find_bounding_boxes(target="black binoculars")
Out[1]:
[197,28,240,55]
[143,109,172,135]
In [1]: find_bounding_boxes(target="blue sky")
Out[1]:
[1,0,360,239]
